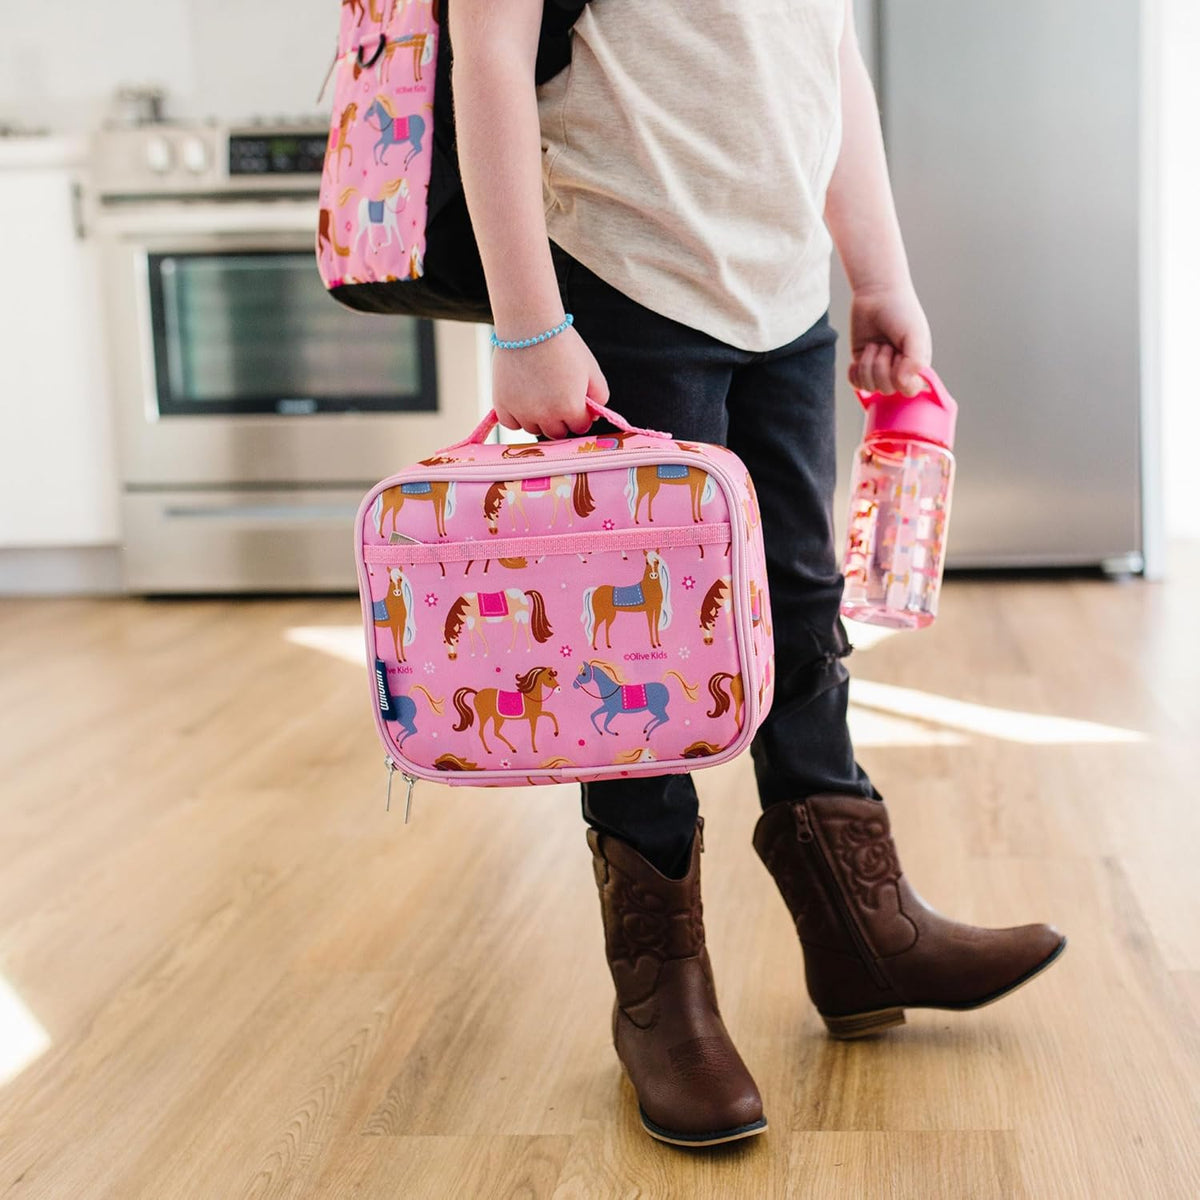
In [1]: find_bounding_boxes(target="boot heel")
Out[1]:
[823,1007,906,1038]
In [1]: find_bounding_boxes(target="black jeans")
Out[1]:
[551,243,881,877]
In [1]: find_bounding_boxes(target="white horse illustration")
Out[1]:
[355,177,409,255]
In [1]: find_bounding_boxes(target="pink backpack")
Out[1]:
[355,403,775,814]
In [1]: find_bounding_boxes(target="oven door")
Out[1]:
[98,201,487,489]
[146,248,438,417]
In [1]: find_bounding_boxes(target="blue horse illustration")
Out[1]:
[365,95,426,167]
[374,660,444,746]
[573,659,698,739]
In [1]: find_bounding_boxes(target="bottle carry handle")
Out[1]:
[854,365,955,413]
[854,365,958,449]
[442,398,673,451]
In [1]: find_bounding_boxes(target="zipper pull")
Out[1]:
[402,773,417,824]
[792,802,814,843]
[384,756,396,812]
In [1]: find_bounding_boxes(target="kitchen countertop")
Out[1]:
[0,135,89,170]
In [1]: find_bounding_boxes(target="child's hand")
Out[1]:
[492,327,611,440]
[847,284,933,397]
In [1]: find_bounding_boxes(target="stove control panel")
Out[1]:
[93,121,328,199]
[229,133,328,177]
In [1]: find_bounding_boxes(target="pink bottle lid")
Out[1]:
[856,366,958,449]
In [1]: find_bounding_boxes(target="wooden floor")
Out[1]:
[1,548,1198,1200]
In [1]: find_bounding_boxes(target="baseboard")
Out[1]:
[0,546,124,596]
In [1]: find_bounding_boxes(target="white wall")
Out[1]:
[0,1,333,131]
[1,0,1196,541]
[1159,0,1200,540]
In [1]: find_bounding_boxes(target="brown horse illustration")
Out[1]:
[372,565,415,661]
[744,472,761,530]
[434,753,480,771]
[463,556,530,575]
[581,550,671,649]
[352,32,430,84]
[452,666,561,755]
[614,747,658,765]
[384,33,431,82]
[373,479,456,538]
[699,575,733,644]
[342,0,366,26]
[317,205,352,258]
[750,579,772,638]
[707,671,745,729]
[757,657,772,708]
[442,588,553,658]
[625,464,716,523]
[332,103,358,178]
[482,473,595,533]
[502,444,545,458]
[682,740,725,759]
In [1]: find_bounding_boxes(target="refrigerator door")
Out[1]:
[832,0,1143,569]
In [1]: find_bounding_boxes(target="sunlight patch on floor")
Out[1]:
[846,705,968,748]
[285,625,366,666]
[850,678,1146,745]
[0,974,50,1088]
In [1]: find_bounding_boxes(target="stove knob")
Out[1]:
[145,134,173,175]
[181,136,209,174]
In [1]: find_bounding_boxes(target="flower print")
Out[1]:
[678,645,691,660]
[500,759,511,768]
[602,518,615,531]
[344,221,352,232]
[681,575,696,590]
[559,644,573,658]
[424,592,438,607]
[424,660,436,675]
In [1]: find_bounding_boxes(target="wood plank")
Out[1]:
[1,548,1198,1197]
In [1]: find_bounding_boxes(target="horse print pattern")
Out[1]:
[359,428,775,786]
[318,0,438,289]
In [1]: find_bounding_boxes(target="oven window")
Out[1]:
[147,251,437,415]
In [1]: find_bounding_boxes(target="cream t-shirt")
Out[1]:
[537,0,846,353]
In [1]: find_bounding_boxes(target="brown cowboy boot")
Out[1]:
[753,793,1066,1038]
[586,819,767,1146]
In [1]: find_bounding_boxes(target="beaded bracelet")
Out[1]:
[490,313,574,350]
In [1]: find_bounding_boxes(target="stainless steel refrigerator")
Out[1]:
[831,0,1159,574]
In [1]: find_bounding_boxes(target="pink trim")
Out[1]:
[365,521,732,564]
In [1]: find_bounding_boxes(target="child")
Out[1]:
[449,0,1065,1147]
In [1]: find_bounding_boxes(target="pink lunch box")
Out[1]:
[355,402,775,807]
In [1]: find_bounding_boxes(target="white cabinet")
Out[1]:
[0,140,118,547]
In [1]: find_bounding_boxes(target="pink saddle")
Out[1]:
[621,683,648,710]
[497,689,525,718]
[477,590,509,617]
[521,476,552,492]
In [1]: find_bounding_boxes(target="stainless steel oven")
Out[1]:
[92,121,488,592]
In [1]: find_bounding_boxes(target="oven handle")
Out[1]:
[95,201,317,239]
[163,501,359,524]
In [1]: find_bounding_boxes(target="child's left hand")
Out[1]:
[847,284,933,397]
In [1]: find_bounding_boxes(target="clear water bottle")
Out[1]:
[840,367,958,629]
